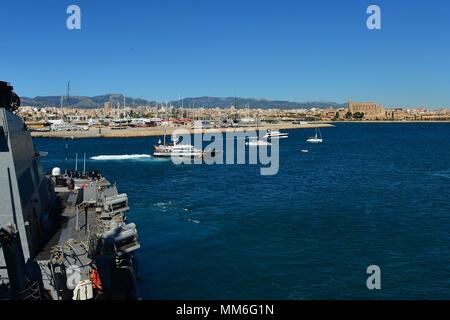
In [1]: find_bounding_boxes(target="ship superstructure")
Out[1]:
[0,81,140,300]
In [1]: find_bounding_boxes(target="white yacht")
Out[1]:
[246,137,272,146]
[264,129,289,139]
[153,134,203,158]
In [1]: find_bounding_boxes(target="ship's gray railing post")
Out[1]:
[75,205,79,231]
[83,153,86,175]
[84,205,88,235]
[75,202,89,233]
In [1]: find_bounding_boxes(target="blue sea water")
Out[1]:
[35,123,450,299]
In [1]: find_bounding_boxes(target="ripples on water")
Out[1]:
[36,123,450,299]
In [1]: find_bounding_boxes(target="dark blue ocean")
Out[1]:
[35,123,450,299]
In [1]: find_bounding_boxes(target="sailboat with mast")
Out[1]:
[49,82,72,132]
[246,112,272,146]
[306,117,323,143]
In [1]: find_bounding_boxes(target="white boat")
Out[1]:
[307,136,322,144]
[153,134,203,158]
[246,137,272,146]
[153,144,203,158]
[263,129,289,139]
[246,114,273,146]
[307,123,323,144]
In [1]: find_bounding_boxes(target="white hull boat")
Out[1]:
[246,137,272,146]
[307,126,323,144]
[153,134,203,158]
[306,137,323,144]
[264,130,289,139]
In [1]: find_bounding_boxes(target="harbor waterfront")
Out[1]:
[35,123,450,299]
[30,123,334,139]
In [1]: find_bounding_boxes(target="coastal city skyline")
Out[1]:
[19,98,450,140]
[2,0,450,107]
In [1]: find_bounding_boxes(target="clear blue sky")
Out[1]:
[1,0,449,107]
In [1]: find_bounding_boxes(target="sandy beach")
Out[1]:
[31,123,334,139]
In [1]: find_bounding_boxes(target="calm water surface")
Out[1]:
[35,123,450,299]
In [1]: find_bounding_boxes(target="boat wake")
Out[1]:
[153,201,173,212]
[90,154,153,161]
[432,170,450,179]
[153,202,200,224]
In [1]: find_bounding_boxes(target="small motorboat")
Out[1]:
[263,129,289,139]
[246,137,272,146]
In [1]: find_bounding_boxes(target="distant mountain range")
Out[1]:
[168,97,346,109]
[20,94,155,109]
[20,94,346,109]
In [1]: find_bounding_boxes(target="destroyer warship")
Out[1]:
[0,81,140,300]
